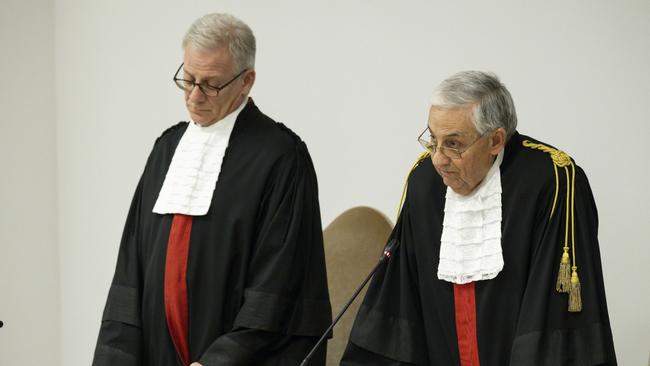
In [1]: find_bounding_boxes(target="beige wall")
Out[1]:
[0,0,60,365]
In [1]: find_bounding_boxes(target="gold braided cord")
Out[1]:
[522,140,572,167]
[551,164,559,218]
[568,161,581,311]
[396,151,431,221]
[555,164,572,293]
[571,162,577,267]
[563,167,570,252]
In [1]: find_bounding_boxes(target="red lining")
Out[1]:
[453,282,481,366]
[164,214,193,365]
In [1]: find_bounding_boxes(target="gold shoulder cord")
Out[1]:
[522,140,582,312]
[396,152,431,221]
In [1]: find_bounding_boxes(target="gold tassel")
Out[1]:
[556,247,571,293]
[568,267,582,312]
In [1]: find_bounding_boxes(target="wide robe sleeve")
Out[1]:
[92,174,145,365]
[509,165,617,365]
[340,196,430,366]
[198,141,333,366]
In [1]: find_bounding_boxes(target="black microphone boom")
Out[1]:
[299,238,400,366]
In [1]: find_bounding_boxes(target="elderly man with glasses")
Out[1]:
[92,13,331,366]
[341,71,617,366]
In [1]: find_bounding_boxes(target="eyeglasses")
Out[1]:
[173,63,247,97]
[417,127,487,160]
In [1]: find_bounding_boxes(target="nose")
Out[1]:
[431,148,451,167]
[187,85,205,103]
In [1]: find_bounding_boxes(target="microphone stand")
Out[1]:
[299,239,400,366]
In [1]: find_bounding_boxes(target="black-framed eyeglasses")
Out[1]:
[418,127,488,160]
[173,63,247,97]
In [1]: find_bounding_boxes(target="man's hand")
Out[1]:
[190,363,203,366]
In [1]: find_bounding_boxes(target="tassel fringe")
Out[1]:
[568,268,582,312]
[556,248,571,293]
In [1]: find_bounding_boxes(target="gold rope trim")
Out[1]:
[522,140,571,219]
[568,162,582,311]
[556,166,571,292]
[551,164,559,218]
[522,140,581,312]
[571,163,576,267]
[396,151,431,221]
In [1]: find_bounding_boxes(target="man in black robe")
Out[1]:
[92,13,331,366]
[341,71,616,365]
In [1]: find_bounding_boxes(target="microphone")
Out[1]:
[299,238,401,366]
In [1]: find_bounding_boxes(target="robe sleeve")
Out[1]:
[92,175,145,366]
[509,165,617,365]
[198,141,332,365]
[340,196,430,366]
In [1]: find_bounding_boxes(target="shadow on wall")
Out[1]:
[323,206,394,366]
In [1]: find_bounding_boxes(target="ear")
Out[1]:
[241,69,256,96]
[489,127,507,155]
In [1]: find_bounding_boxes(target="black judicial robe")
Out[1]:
[341,132,617,366]
[93,100,332,366]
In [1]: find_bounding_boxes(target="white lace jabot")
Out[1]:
[437,150,504,284]
[152,100,247,216]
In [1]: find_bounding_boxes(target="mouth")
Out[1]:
[188,103,208,112]
[437,169,455,177]
[189,108,209,114]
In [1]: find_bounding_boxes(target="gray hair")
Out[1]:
[182,13,256,71]
[430,71,517,138]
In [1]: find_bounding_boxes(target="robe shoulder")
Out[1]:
[513,133,584,180]
[233,103,311,160]
[154,121,188,147]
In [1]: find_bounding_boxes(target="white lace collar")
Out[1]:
[437,150,504,284]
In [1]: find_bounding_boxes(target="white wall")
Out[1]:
[0,0,60,365]
[52,0,650,365]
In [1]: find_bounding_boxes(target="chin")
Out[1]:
[191,115,213,126]
[453,188,469,196]
[442,177,458,188]
[447,181,471,196]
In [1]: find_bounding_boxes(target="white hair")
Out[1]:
[431,71,518,138]
[182,13,256,71]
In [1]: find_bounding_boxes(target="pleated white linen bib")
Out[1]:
[152,100,247,216]
[437,150,504,284]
